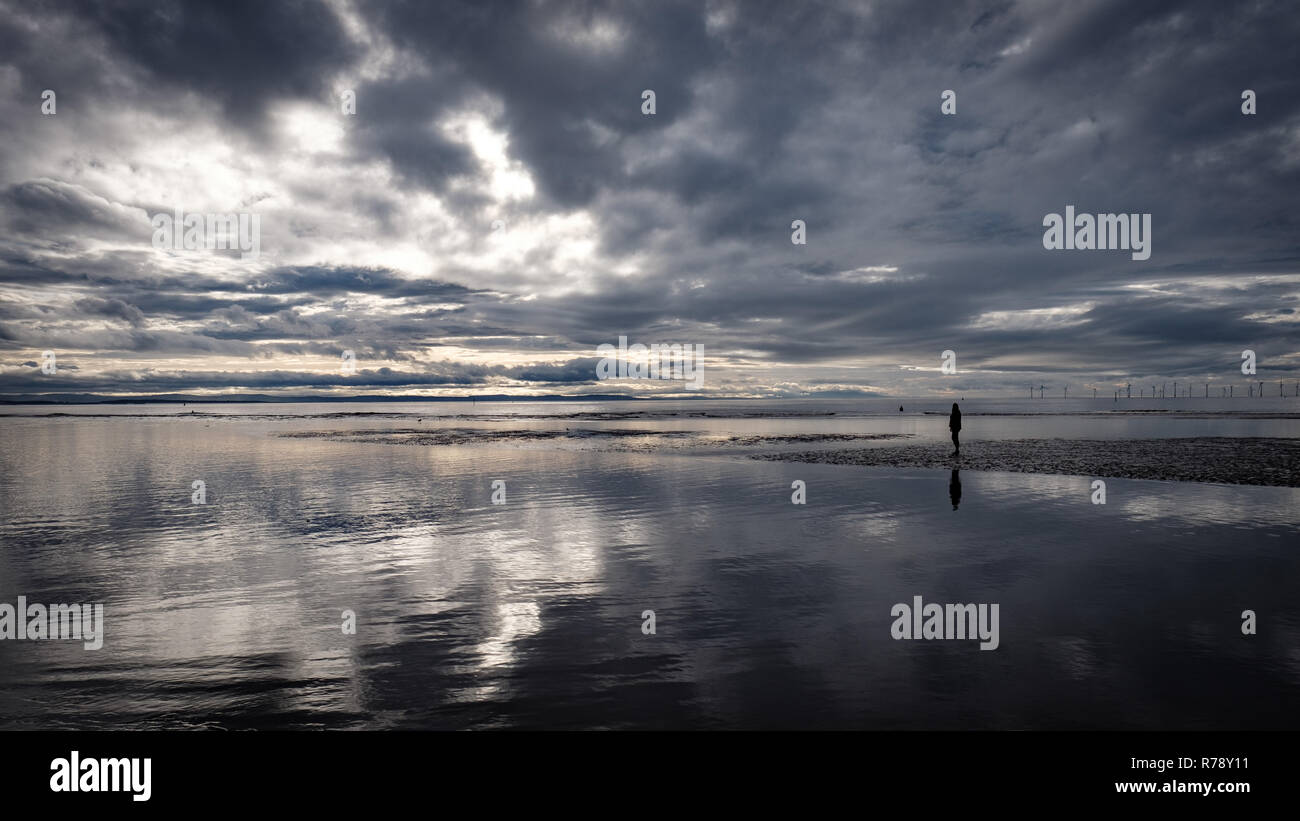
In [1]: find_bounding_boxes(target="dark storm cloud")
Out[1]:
[243,266,479,300]
[72,296,146,326]
[0,255,480,311]
[507,357,602,383]
[66,0,361,129]
[0,180,151,248]
[346,73,480,197]
[359,0,719,208]
[0,356,605,394]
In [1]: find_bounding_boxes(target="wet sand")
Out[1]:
[4,408,1299,730]
[277,426,688,445]
[752,437,1300,487]
[277,428,913,449]
[277,426,1299,486]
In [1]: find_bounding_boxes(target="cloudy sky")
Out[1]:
[1,0,1297,399]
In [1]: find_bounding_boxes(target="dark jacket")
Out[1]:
[949,405,961,431]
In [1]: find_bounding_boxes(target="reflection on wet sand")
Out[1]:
[1,410,1298,729]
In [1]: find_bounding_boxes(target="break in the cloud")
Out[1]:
[1,0,1297,399]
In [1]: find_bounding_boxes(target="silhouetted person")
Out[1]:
[949,468,961,510]
[948,402,961,455]
[898,405,903,412]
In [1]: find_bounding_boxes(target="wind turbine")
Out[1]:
[1038,384,1046,399]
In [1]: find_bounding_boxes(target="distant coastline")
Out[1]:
[0,392,656,405]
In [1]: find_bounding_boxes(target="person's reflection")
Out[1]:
[949,468,962,510]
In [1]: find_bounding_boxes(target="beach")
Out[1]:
[754,437,1300,487]
[1,398,1297,730]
